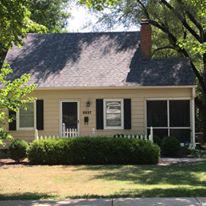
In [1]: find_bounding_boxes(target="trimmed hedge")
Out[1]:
[9,139,29,162]
[28,137,160,165]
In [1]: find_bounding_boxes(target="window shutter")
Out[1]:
[36,100,44,130]
[96,99,104,130]
[124,99,131,129]
[9,110,16,131]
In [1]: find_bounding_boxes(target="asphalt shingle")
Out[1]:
[5,32,195,87]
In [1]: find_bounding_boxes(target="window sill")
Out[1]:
[17,128,35,131]
[104,127,124,130]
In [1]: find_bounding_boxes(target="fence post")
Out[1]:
[149,126,153,143]
[62,123,66,137]
[92,128,96,136]
[35,129,39,140]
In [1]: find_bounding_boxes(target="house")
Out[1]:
[5,21,196,145]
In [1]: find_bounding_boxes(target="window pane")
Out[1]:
[147,101,167,127]
[170,100,190,127]
[170,129,191,143]
[19,103,34,128]
[106,113,121,126]
[105,101,122,127]
[106,101,121,113]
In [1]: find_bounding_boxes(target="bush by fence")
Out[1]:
[28,137,160,165]
[9,139,29,162]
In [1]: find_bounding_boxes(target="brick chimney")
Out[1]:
[140,19,152,59]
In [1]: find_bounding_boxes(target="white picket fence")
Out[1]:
[35,126,79,140]
[35,126,154,142]
[114,127,154,142]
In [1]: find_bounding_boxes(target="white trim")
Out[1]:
[167,100,170,136]
[59,100,80,136]
[145,98,192,139]
[17,102,36,131]
[146,127,191,129]
[103,99,124,130]
[191,88,196,147]
[35,85,197,91]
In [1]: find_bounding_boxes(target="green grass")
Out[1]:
[0,161,206,200]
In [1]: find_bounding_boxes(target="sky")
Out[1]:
[67,3,139,32]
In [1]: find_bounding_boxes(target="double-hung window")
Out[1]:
[147,100,191,142]
[18,103,35,130]
[104,99,123,129]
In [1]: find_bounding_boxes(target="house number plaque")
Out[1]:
[83,111,92,115]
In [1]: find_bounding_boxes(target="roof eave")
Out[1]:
[35,85,197,90]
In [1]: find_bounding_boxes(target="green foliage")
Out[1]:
[9,139,29,162]
[28,137,160,165]
[0,63,36,145]
[29,0,70,32]
[161,136,181,157]
[0,0,46,49]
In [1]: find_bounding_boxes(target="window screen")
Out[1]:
[169,100,190,127]
[147,101,167,127]
[170,129,191,143]
[147,129,168,138]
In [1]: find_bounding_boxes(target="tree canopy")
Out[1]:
[0,0,70,66]
[29,0,70,32]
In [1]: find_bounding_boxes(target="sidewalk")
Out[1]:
[0,198,205,206]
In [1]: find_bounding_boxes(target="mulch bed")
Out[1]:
[0,158,29,167]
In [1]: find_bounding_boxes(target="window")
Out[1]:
[147,101,167,127]
[104,99,123,129]
[147,100,191,142]
[18,103,35,129]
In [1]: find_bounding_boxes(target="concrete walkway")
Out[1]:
[0,198,206,206]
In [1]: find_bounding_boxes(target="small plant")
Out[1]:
[9,139,29,162]
[161,136,181,157]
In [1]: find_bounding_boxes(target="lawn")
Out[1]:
[0,161,206,200]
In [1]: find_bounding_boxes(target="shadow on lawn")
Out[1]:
[67,187,206,199]
[71,161,206,194]
[0,192,56,200]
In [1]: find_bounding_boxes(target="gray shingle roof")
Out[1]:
[5,32,195,88]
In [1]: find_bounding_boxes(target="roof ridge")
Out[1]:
[27,31,140,35]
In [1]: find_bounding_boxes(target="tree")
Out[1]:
[0,0,46,66]
[0,0,70,66]
[0,64,36,145]
[29,0,70,32]
[80,0,206,141]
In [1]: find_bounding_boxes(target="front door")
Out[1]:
[62,102,78,131]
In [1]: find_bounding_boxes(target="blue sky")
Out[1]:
[67,3,138,32]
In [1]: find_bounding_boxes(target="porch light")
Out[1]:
[86,100,91,107]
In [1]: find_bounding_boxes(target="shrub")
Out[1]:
[9,139,29,162]
[28,137,160,165]
[161,136,181,157]
[153,135,163,148]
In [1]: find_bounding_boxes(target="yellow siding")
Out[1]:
[9,87,193,141]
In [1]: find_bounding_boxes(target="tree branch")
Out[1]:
[147,19,206,93]
[152,45,176,56]
[137,0,150,19]
[159,0,202,43]
[176,0,204,39]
